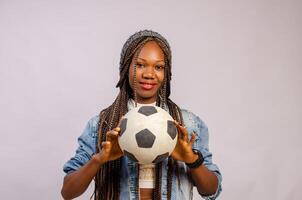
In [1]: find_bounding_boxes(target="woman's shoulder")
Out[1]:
[180,108,210,148]
[87,115,100,127]
[181,108,204,123]
[81,115,100,138]
[180,108,207,128]
[85,115,100,130]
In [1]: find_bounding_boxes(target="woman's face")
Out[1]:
[129,41,165,104]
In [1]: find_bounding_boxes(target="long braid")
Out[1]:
[166,157,174,200]
[94,91,128,200]
[135,164,140,199]
[153,162,162,200]
[165,98,184,200]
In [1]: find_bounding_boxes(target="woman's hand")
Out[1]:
[171,122,198,163]
[61,127,124,200]
[171,122,219,196]
[94,127,124,164]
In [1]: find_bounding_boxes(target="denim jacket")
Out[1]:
[63,101,222,200]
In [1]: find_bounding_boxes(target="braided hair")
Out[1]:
[94,30,184,200]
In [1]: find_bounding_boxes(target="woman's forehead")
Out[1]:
[137,41,164,59]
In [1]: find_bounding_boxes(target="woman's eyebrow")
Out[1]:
[137,57,164,62]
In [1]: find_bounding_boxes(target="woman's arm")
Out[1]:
[61,127,123,200]
[61,154,104,199]
[185,151,219,196]
[171,123,219,196]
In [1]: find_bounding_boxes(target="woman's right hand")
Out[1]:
[61,127,123,200]
[94,127,124,164]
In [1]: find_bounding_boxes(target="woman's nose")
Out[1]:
[142,67,155,79]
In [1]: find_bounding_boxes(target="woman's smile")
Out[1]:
[139,82,158,90]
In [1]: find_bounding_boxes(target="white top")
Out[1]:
[139,164,155,188]
[136,100,156,189]
[134,100,156,107]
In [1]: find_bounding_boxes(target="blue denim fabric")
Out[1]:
[63,103,222,200]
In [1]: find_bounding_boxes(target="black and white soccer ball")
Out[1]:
[118,105,178,164]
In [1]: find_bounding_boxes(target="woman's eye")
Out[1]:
[136,63,144,68]
[155,65,164,70]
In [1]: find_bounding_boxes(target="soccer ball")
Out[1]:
[118,105,178,165]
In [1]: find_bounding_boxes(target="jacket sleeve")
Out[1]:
[63,115,99,174]
[182,109,222,200]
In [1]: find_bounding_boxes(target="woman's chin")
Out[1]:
[136,95,157,103]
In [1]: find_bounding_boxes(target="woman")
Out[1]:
[61,30,222,200]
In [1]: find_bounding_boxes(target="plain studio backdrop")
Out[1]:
[0,0,301,199]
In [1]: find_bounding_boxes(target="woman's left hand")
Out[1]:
[171,121,198,163]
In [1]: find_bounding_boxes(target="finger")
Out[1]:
[174,121,189,141]
[106,130,119,141]
[113,127,121,132]
[173,120,180,125]
[102,141,110,147]
[175,124,186,140]
[101,141,111,151]
[117,117,124,128]
[174,121,187,133]
[189,132,197,146]
[174,121,181,139]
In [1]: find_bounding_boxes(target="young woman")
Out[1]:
[61,30,222,200]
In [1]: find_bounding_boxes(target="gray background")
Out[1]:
[0,0,301,199]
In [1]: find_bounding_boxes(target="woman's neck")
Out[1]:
[131,98,156,106]
[136,101,156,106]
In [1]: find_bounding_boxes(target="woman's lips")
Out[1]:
[139,82,157,90]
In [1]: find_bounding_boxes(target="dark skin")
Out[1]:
[173,123,219,196]
[128,41,165,104]
[61,41,218,199]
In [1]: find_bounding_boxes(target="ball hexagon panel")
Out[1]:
[138,106,158,116]
[119,118,127,136]
[152,152,169,163]
[124,150,138,162]
[135,128,156,148]
[167,120,177,139]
